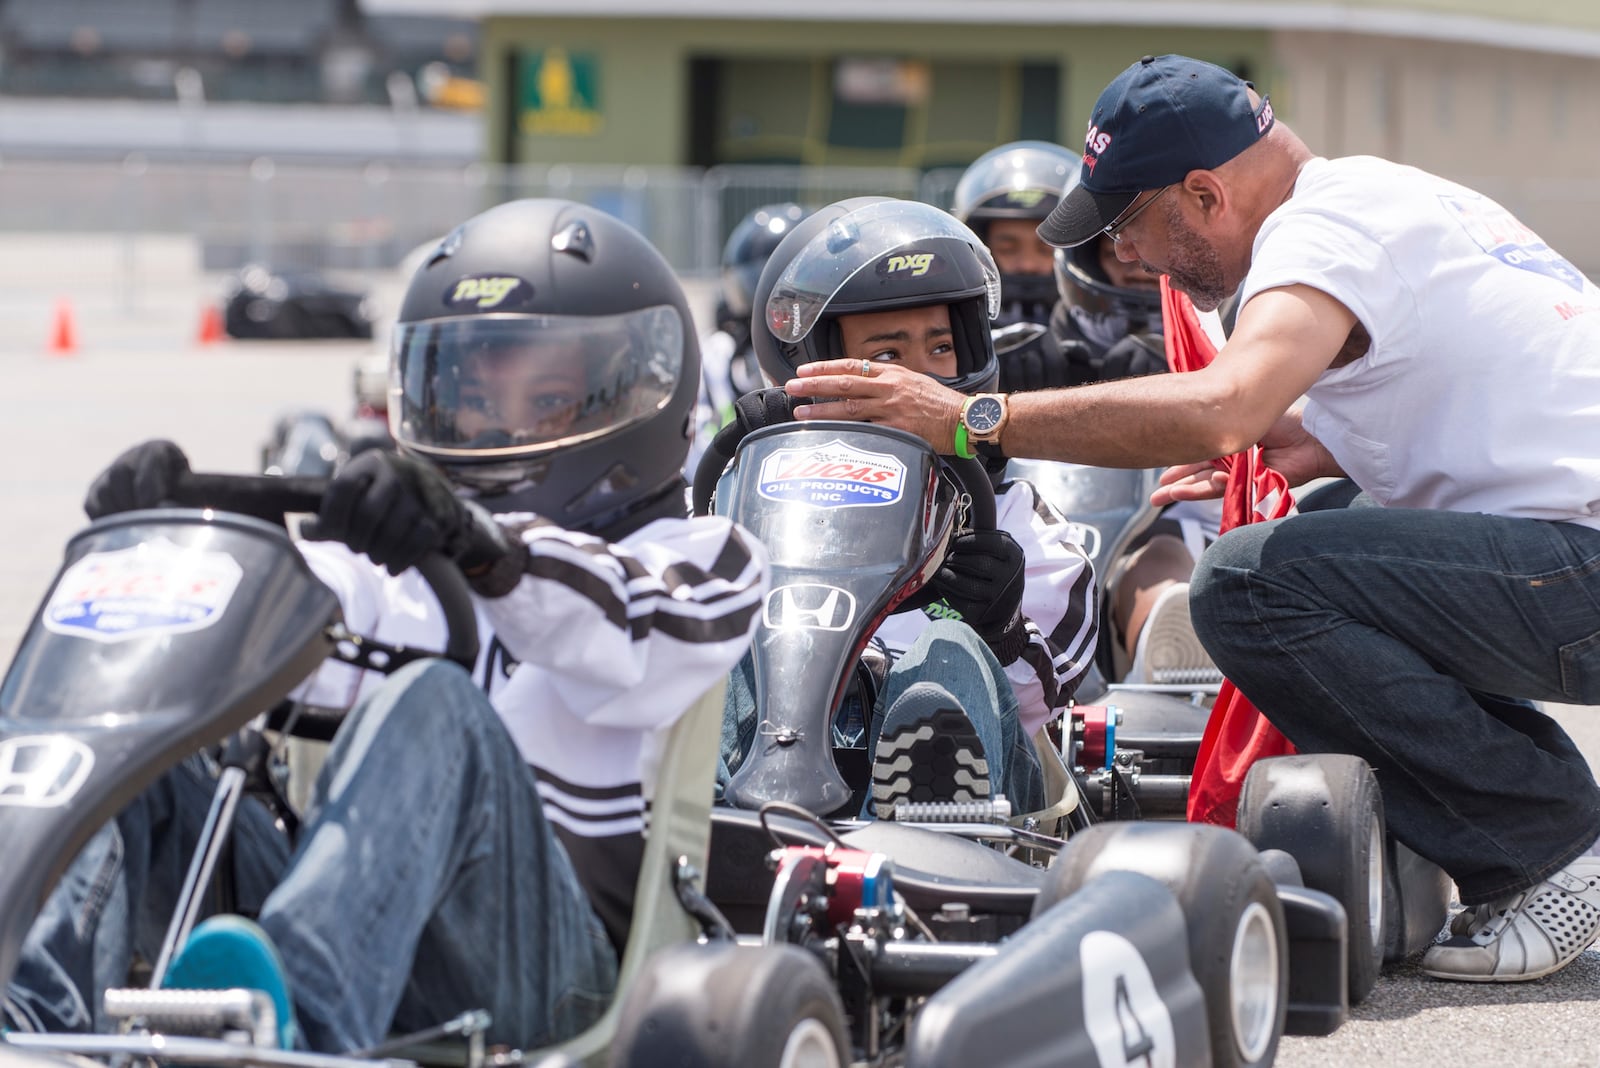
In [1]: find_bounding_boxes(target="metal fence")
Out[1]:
[5,155,1598,308]
[0,156,969,281]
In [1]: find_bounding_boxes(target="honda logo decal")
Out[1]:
[0,735,94,808]
[763,583,856,632]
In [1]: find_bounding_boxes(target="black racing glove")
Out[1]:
[997,333,1073,393]
[923,529,1030,665]
[1098,332,1169,381]
[301,450,525,596]
[84,439,191,519]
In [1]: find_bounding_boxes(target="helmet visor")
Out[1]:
[765,200,1000,345]
[391,307,684,460]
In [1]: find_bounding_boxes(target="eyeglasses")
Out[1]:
[1103,185,1174,245]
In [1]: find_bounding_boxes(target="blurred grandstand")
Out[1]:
[2,0,1600,352]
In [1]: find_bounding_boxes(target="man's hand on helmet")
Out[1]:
[785,360,967,453]
[303,451,526,596]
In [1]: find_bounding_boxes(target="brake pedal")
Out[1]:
[103,987,279,1048]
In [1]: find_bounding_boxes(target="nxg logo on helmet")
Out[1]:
[880,252,936,277]
[1002,189,1049,210]
[446,274,533,310]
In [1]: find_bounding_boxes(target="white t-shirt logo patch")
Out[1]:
[1441,194,1586,293]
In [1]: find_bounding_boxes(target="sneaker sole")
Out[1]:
[872,706,989,820]
[1143,585,1222,686]
[1420,947,1595,983]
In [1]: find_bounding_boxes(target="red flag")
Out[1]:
[1158,278,1297,827]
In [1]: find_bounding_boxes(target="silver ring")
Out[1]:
[859,359,872,377]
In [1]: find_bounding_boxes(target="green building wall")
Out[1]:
[480,17,1275,167]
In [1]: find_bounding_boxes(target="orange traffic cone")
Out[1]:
[49,299,78,357]
[197,303,225,346]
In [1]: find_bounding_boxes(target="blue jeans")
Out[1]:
[6,660,617,1053]
[721,619,1045,814]
[5,757,290,1035]
[1189,508,1600,905]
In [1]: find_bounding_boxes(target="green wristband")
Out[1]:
[952,420,977,460]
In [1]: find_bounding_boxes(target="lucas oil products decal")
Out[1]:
[757,439,907,508]
[43,539,244,643]
[1441,194,1587,293]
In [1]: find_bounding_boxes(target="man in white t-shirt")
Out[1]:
[780,53,1600,984]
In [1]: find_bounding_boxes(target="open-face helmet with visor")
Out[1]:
[752,196,1001,396]
[389,198,699,536]
[949,140,1078,314]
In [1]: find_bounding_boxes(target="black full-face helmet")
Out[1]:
[1052,167,1163,351]
[389,198,699,535]
[752,197,1001,395]
[721,202,812,325]
[950,140,1078,313]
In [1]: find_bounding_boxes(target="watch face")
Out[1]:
[965,396,1004,434]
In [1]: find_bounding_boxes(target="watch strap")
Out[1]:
[953,420,977,460]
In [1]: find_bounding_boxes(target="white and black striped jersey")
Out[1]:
[291,513,769,947]
[871,478,1098,737]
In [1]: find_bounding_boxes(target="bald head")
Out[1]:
[1158,100,1314,300]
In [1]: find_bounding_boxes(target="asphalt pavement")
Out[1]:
[3,327,1598,1067]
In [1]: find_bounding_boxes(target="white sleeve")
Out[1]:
[997,480,1099,737]
[1241,206,1420,363]
[481,513,769,730]
[289,542,444,710]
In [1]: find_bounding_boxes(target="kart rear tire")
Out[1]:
[1236,753,1384,1005]
[607,941,848,1068]
[1038,822,1286,1068]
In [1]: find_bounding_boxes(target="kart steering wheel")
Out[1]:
[945,453,997,533]
[169,472,480,672]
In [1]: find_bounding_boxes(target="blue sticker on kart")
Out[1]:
[43,539,244,643]
[1442,194,1587,292]
[757,439,907,508]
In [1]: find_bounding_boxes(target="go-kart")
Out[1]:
[1008,454,1454,1006]
[0,473,739,1068]
[675,415,1354,1067]
[260,353,393,478]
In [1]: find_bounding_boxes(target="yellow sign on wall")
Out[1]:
[520,48,603,136]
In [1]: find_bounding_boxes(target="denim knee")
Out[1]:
[347,659,490,736]
[1189,524,1269,661]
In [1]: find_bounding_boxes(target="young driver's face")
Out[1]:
[985,218,1056,276]
[837,304,956,379]
[455,341,589,444]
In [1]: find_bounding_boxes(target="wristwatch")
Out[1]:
[954,393,1009,459]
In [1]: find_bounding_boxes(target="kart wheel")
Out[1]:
[1038,822,1286,1068]
[608,941,848,1068]
[1236,753,1384,1004]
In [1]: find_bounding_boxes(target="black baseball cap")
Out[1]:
[1039,54,1275,248]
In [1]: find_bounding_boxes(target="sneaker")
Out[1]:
[1421,856,1600,981]
[162,916,300,1049]
[870,682,989,820]
[1129,582,1221,687]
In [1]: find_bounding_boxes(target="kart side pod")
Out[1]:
[907,870,1211,1068]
